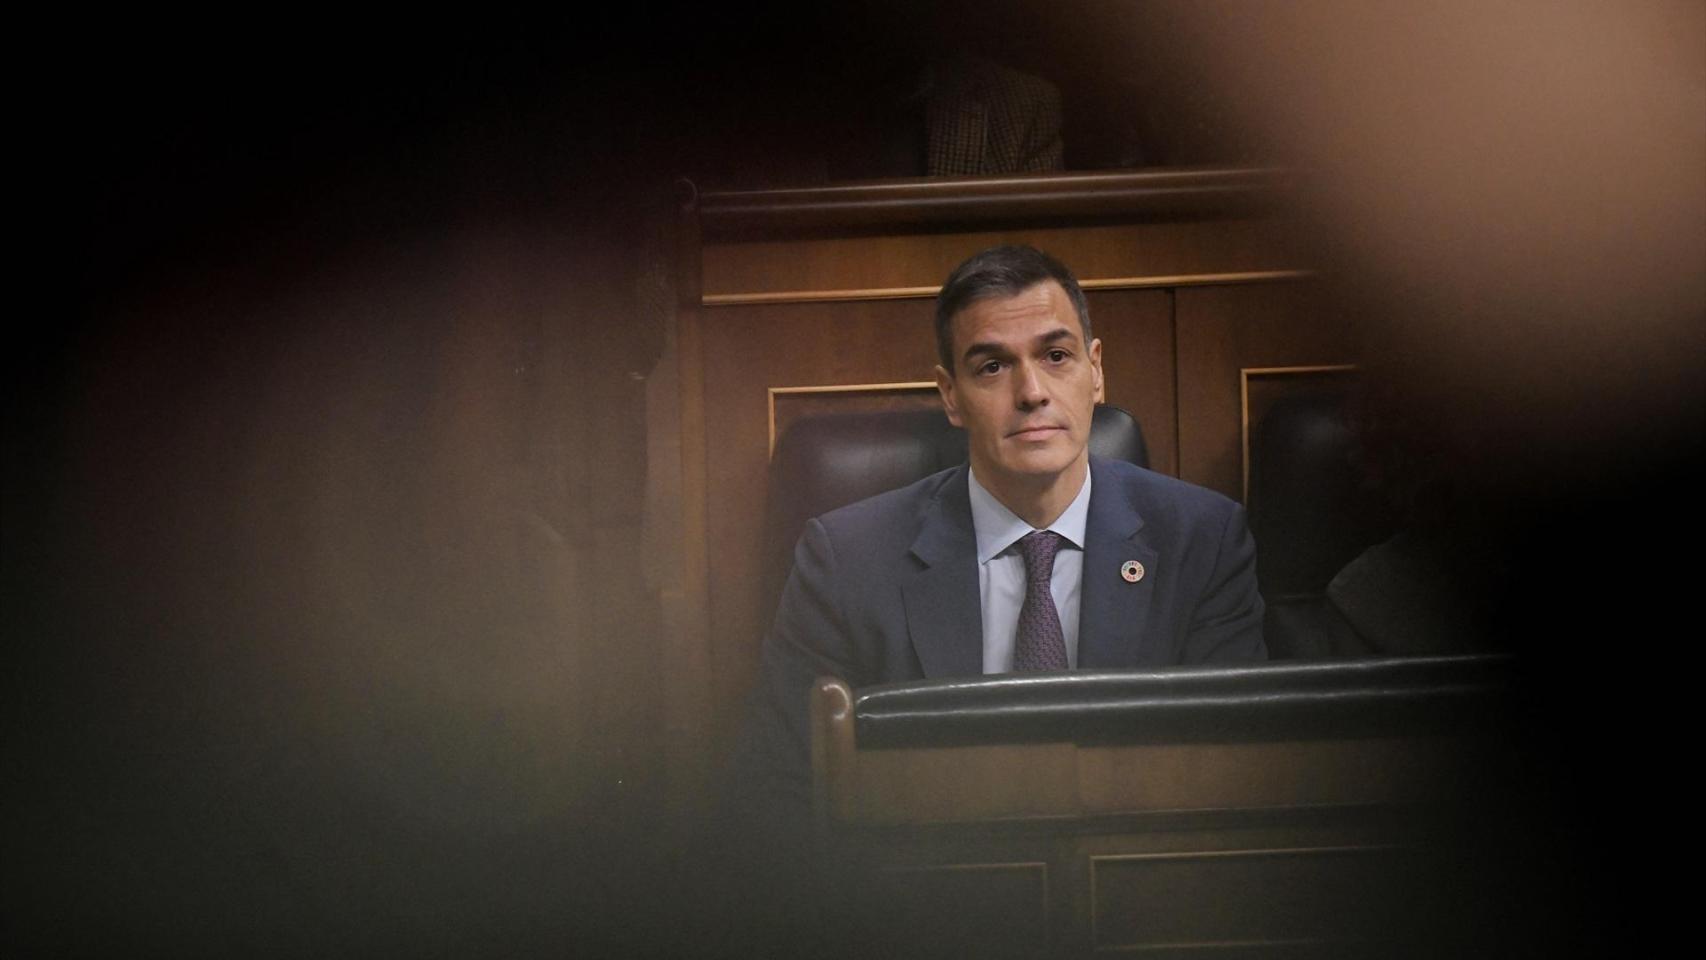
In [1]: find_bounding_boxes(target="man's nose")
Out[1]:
[1014,360,1048,409]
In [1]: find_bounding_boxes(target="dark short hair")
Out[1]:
[934,245,1092,370]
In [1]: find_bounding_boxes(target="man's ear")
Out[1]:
[1089,338,1105,404]
[935,364,963,427]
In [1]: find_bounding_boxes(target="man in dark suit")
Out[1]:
[746,245,1266,802]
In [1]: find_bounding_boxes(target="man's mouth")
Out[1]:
[1008,424,1065,440]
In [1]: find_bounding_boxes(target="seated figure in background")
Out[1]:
[745,245,1267,801]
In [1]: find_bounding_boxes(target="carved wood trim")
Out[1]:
[1089,844,1404,952]
[704,270,1314,307]
[697,167,1295,239]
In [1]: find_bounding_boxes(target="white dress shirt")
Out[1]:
[967,466,1092,673]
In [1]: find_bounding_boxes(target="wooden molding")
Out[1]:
[1089,844,1403,952]
[812,677,856,829]
[704,270,1314,307]
[696,167,1296,239]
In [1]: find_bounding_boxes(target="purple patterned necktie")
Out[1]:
[1013,531,1068,671]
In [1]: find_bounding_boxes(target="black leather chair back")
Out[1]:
[1249,392,1397,656]
[761,405,1147,625]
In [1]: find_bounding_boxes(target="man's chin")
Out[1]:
[990,449,1086,484]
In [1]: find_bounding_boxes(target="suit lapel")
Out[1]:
[902,467,984,679]
[1079,458,1157,669]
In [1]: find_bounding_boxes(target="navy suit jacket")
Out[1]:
[745,455,1266,801]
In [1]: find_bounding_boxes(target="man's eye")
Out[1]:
[977,360,1005,376]
[1046,349,1069,363]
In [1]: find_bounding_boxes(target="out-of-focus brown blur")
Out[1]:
[7,3,1699,956]
[1184,0,1705,491]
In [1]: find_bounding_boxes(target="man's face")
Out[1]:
[935,281,1104,497]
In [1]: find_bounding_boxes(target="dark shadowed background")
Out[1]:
[6,2,1701,956]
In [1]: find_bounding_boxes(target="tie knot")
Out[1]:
[1017,530,1064,582]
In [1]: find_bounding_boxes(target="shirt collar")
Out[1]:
[966,463,1093,565]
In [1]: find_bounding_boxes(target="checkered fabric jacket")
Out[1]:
[926,56,1065,176]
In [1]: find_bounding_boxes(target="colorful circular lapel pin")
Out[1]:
[1121,560,1145,583]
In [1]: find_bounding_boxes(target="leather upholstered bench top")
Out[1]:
[851,654,1513,749]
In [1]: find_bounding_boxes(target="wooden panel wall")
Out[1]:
[702,219,1302,301]
[700,297,936,725]
[1175,282,1359,500]
[650,170,1345,799]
